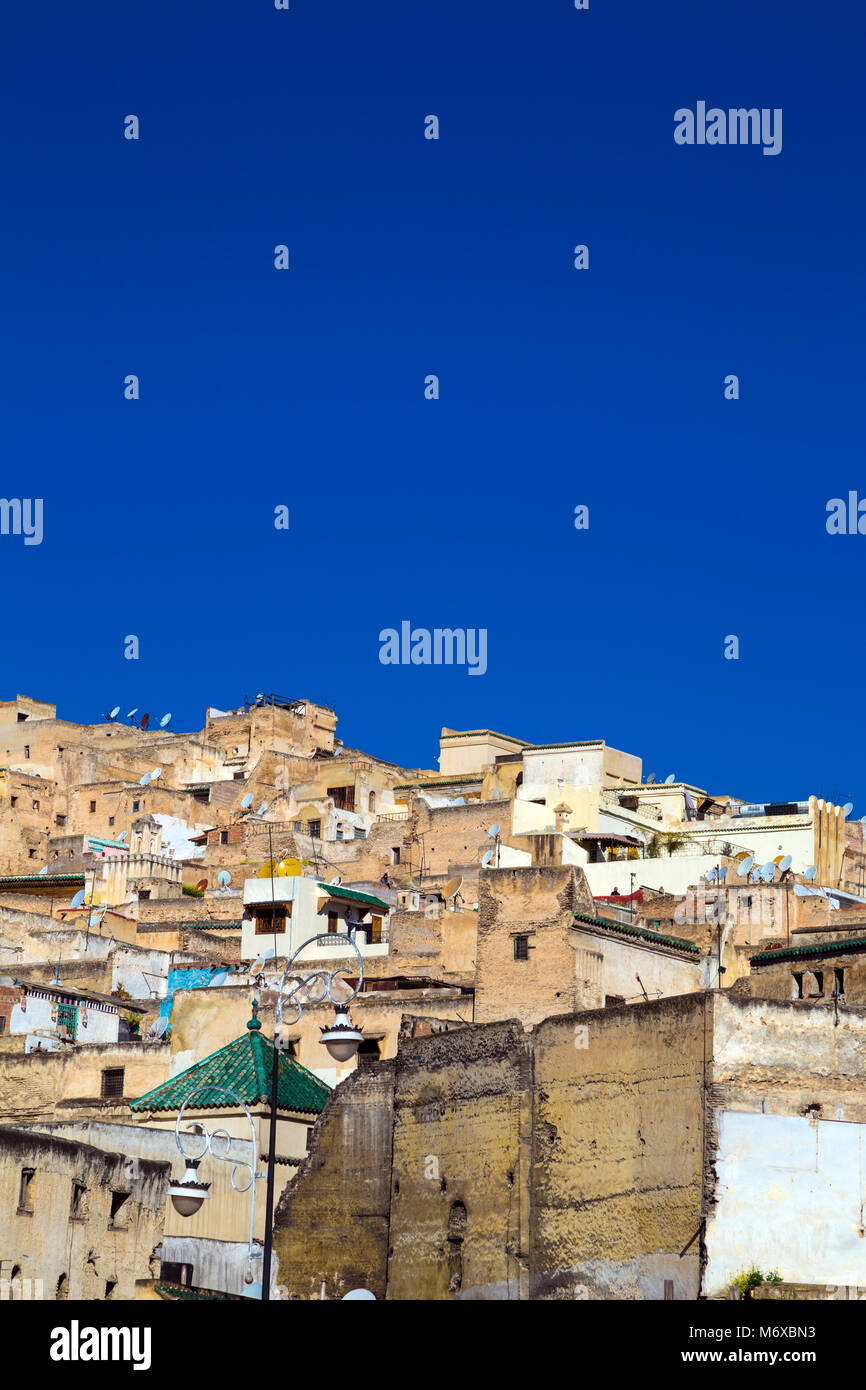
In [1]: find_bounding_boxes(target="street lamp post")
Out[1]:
[258,929,366,1300]
[170,1083,265,1290]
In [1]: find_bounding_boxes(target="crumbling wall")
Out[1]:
[272,1060,396,1300]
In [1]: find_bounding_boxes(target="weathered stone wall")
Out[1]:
[0,1038,170,1123]
[273,1060,396,1300]
[0,1124,167,1299]
[388,1019,530,1300]
[474,866,596,1025]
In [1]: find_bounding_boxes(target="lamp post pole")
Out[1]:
[257,929,366,1301]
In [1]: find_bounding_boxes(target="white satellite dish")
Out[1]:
[487,824,501,839]
[778,855,792,874]
[664,774,676,784]
[37,865,48,876]
[804,866,818,880]
[342,1289,376,1301]
[718,866,728,880]
[127,708,138,719]
[706,868,717,884]
[71,889,86,908]
[257,802,268,817]
[218,870,232,888]
[116,830,128,843]
[109,706,120,720]
[241,793,253,809]
[760,862,776,883]
[329,875,342,886]
[209,970,229,986]
[140,773,151,786]
[794,884,810,897]
[482,849,494,867]
[843,802,854,817]
[150,768,162,781]
[160,713,172,728]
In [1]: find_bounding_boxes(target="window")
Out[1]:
[132,799,140,812]
[354,826,367,839]
[10,796,16,808]
[23,746,30,759]
[514,935,529,960]
[160,1262,193,1287]
[391,846,401,866]
[293,821,302,832]
[605,994,626,1007]
[335,828,344,842]
[32,800,39,811]
[284,1039,301,1059]
[811,970,824,998]
[108,816,115,826]
[56,1273,68,1300]
[308,820,321,840]
[369,915,383,944]
[17,712,28,722]
[327,786,355,812]
[835,969,845,996]
[89,800,96,813]
[357,1038,381,1061]
[104,1280,117,1299]
[109,1190,129,1227]
[28,849,36,858]
[18,1168,35,1213]
[255,905,289,935]
[138,889,151,901]
[70,1182,87,1220]
[792,972,804,999]
[328,911,339,934]
[369,792,376,813]
[220,830,228,845]
[0,1016,6,1034]
[55,814,66,827]
[101,1067,125,1099]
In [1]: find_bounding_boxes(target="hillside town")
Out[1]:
[1,690,865,1301]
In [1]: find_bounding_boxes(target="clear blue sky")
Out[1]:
[2,1,864,805]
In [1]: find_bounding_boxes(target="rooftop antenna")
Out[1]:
[160,713,172,728]
[71,889,86,909]
[107,706,120,722]
[139,773,151,787]
[804,865,818,881]
[717,866,728,880]
[241,793,253,809]
[126,708,138,721]
[843,802,854,818]
[646,773,656,785]
[706,868,717,884]
[257,802,268,817]
[442,875,463,909]
[760,862,776,883]
[150,767,162,781]
[329,874,342,886]
[481,849,494,867]
[140,713,150,731]
[217,869,232,890]
[777,854,792,876]
[195,878,208,892]
[116,830,128,843]
[664,774,676,784]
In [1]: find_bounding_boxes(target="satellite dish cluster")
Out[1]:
[103,707,171,730]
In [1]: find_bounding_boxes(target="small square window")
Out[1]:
[514,935,529,960]
[328,911,339,934]
[55,814,66,827]
[132,800,140,812]
[109,1190,129,1227]
[89,800,96,813]
[10,796,16,808]
[101,1067,125,1099]
[308,820,321,839]
[220,830,228,845]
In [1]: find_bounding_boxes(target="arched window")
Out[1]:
[369,791,376,813]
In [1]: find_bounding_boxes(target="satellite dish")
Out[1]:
[88,909,106,928]
[794,884,810,898]
[487,824,501,839]
[150,768,162,781]
[218,870,232,888]
[342,1290,376,1301]
[37,865,48,876]
[209,970,229,986]
[664,774,676,784]
[150,1016,169,1041]
[116,830,128,843]
[109,706,120,720]
[160,713,172,728]
[749,867,762,883]
[195,878,208,891]
[257,802,267,817]
[329,875,342,886]
[71,890,86,908]
[140,713,150,730]
[443,875,463,900]
[760,862,776,883]
[706,868,717,884]
[646,774,656,785]
[139,773,151,786]
[482,849,494,867]
[127,709,138,719]
[718,866,728,880]
[804,866,818,880]
[241,793,253,809]
[778,855,792,874]
[843,802,854,817]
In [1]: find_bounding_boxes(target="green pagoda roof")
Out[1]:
[130,1003,332,1116]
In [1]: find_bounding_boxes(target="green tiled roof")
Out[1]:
[130,1006,331,1115]
[315,882,390,911]
[572,910,700,955]
[0,873,84,885]
[750,937,866,965]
